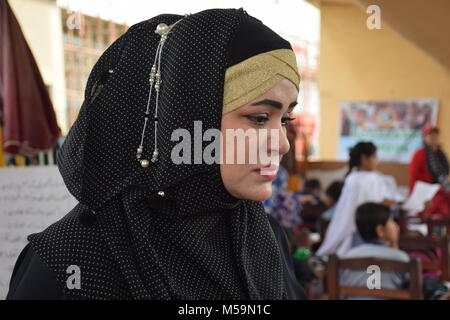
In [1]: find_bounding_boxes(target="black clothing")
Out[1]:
[7,9,304,300]
[425,144,450,190]
[7,215,305,300]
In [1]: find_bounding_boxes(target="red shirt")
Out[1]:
[409,147,434,193]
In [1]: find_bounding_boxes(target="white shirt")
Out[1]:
[317,171,396,256]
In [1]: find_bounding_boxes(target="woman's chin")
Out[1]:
[240,185,273,202]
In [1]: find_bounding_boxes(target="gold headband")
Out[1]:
[222,48,300,114]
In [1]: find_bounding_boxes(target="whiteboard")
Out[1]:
[0,166,77,299]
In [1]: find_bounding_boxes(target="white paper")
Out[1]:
[407,223,428,236]
[0,166,77,299]
[402,181,441,212]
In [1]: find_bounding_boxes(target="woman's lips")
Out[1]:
[253,165,278,180]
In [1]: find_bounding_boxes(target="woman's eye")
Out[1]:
[244,114,269,126]
[281,116,296,126]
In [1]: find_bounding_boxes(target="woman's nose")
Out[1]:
[267,127,290,157]
[279,129,290,156]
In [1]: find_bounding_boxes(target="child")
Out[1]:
[340,202,408,300]
[321,181,344,221]
[317,142,397,256]
[340,203,448,300]
[298,179,326,209]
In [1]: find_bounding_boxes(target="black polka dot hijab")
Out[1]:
[32,8,300,299]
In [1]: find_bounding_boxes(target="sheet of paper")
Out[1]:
[402,181,441,212]
[0,166,77,299]
[407,223,428,236]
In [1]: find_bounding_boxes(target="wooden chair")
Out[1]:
[396,209,425,235]
[396,209,410,235]
[319,217,330,243]
[327,254,423,300]
[297,227,312,250]
[298,207,327,232]
[399,235,450,281]
[426,217,450,237]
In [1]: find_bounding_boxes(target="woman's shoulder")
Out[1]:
[347,170,386,184]
[27,203,105,258]
[6,204,103,300]
[413,147,426,156]
[19,204,124,299]
[411,147,427,162]
[345,171,376,187]
[6,243,65,300]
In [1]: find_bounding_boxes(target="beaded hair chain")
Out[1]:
[136,17,186,168]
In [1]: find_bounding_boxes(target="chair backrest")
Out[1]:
[427,217,450,236]
[319,217,330,242]
[298,227,312,249]
[399,235,450,281]
[327,254,423,300]
[299,207,327,231]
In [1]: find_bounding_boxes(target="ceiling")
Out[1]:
[307,0,450,72]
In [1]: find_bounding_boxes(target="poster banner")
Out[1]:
[338,98,438,163]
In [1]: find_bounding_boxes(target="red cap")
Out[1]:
[422,126,439,135]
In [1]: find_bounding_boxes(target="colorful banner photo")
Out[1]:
[338,98,438,163]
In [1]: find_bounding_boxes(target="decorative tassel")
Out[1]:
[135,17,186,168]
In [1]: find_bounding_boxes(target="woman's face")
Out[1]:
[360,153,378,171]
[220,78,299,201]
[424,132,439,148]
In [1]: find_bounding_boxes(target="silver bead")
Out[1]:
[140,159,149,168]
[108,69,114,74]
[155,23,170,36]
[151,151,159,163]
[157,191,165,197]
[155,83,160,90]
[137,147,143,153]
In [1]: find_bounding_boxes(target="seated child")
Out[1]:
[298,179,326,210]
[340,203,408,299]
[340,202,448,300]
[296,179,327,229]
[321,181,344,220]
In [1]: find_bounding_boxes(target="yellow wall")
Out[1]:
[318,3,450,160]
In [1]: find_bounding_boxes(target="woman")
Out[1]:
[409,126,450,217]
[317,142,396,256]
[7,9,304,300]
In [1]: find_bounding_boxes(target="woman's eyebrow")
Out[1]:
[250,99,298,110]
